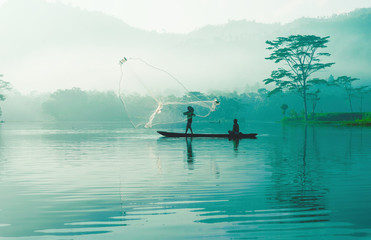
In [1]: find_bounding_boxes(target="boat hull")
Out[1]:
[157,131,257,139]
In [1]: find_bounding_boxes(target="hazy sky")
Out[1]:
[52,0,371,33]
[1,0,371,94]
[3,0,369,33]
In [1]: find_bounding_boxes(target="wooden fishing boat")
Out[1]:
[157,131,257,139]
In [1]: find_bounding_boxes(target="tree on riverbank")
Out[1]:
[0,74,11,119]
[332,76,360,112]
[281,104,288,116]
[354,86,370,114]
[264,35,335,120]
[307,89,321,119]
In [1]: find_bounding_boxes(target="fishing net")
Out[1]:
[118,57,219,128]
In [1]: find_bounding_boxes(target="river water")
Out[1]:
[0,121,370,239]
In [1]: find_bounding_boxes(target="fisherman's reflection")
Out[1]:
[233,139,239,151]
[186,137,195,170]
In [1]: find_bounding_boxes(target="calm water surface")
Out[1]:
[0,121,370,239]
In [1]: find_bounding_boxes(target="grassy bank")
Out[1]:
[282,112,371,126]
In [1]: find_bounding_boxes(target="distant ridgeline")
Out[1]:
[0,2,371,91]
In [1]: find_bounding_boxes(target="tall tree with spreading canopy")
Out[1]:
[354,86,370,114]
[264,35,335,120]
[307,89,321,119]
[332,76,360,113]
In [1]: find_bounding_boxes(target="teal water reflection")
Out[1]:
[0,122,370,239]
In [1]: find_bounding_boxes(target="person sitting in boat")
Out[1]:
[184,106,195,134]
[228,119,240,135]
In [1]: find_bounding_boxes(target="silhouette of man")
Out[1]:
[228,119,240,135]
[184,106,195,134]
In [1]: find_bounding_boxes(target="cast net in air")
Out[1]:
[118,57,219,128]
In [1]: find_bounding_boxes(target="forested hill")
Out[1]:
[0,0,370,93]
[186,8,371,84]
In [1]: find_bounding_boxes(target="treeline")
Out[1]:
[42,88,125,121]
[1,84,370,122]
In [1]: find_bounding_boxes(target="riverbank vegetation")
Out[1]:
[1,84,370,126]
[282,112,371,126]
[263,34,370,126]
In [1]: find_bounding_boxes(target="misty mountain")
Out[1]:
[0,0,370,93]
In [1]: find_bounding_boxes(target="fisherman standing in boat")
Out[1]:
[184,106,195,134]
